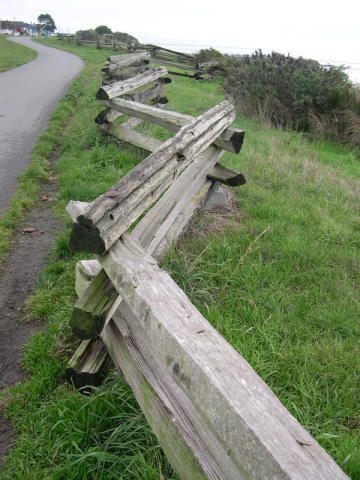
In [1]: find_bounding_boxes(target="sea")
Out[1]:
[159,43,360,84]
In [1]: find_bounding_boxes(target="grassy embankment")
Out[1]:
[0,35,37,72]
[0,38,359,479]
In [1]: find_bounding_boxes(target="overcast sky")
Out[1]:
[1,0,359,80]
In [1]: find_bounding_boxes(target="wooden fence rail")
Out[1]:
[57,36,224,80]
[65,51,349,479]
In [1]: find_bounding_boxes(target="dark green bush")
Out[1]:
[95,25,113,35]
[194,47,227,68]
[113,31,139,46]
[224,50,360,148]
[75,29,97,41]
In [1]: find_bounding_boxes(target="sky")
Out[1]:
[1,0,359,81]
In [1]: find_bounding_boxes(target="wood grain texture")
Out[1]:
[120,117,143,129]
[99,96,193,130]
[99,97,245,154]
[207,162,246,187]
[132,145,223,254]
[151,55,196,67]
[75,259,102,297]
[107,52,150,63]
[66,337,112,390]
[106,124,163,152]
[97,233,349,480]
[196,61,219,68]
[150,58,202,73]
[94,108,123,125]
[70,269,119,339]
[70,167,213,340]
[101,303,243,480]
[73,256,243,477]
[96,67,168,100]
[123,83,166,103]
[95,84,167,125]
[146,44,196,62]
[69,101,235,254]
[151,180,214,259]
[69,154,217,341]
[103,65,149,82]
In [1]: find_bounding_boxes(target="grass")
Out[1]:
[0,35,37,72]
[164,130,360,475]
[0,38,359,478]
[0,36,81,264]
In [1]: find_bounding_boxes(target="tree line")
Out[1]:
[34,15,139,46]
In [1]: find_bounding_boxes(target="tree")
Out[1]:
[194,47,226,67]
[95,25,112,35]
[37,13,56,32]
[76,29,97,41]
[113,31,139,45]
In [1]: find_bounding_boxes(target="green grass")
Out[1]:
[0,38,359,479]
[0,35,37,72]
[163,129,360,476]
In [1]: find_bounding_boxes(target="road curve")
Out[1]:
[0,37,84,214]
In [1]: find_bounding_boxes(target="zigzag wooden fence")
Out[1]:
[57,35,224,80]
[65,52,348,479]
[146,44,225,80]
[57,33,139,51]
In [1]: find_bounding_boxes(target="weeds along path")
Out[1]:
[0,37,83,214]
[0,164,61,463]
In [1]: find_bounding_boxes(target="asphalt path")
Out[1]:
[0,37,84,214]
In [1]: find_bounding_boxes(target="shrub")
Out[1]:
[75,29,97,41]
[95,25,112,35]
[113,31,139,46]
[194,47,227,68]
[224,50,360,148]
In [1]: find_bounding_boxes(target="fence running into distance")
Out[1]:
[64,51,349,479]
[57,34,224,81]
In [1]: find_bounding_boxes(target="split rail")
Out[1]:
[65,52,348,479]
[57,33,138,51]
[57,35,224,80]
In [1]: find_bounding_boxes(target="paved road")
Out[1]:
[0,37,84,214]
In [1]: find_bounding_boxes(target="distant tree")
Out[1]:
[194,47,226,67]
[95,25,112,35]
[76,29,97,41]
[113,31,139,45]
[37,13,56,32]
